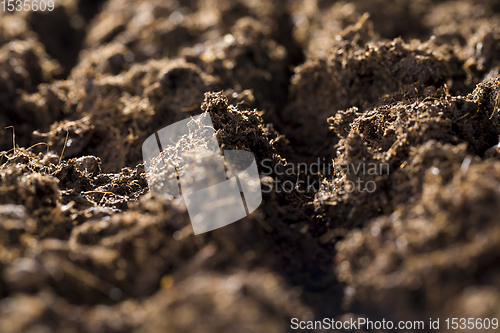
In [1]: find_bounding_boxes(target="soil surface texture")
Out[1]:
[1,0,500,332]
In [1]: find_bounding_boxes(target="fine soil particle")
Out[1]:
[2,0,500,332]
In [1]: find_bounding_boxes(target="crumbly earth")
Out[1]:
[2,0,500,332]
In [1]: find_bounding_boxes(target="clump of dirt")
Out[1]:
[182,17,290,115]
[137,270,311,333]
[291,1,428,59]
[83,0,296,116]
[0,38,62,149]
[424,0,500,82]
[83,0,195,57]
[0,14,32,45]
[32,58,217,172]
[316,75,500,231]
[202,91,285,164]
[335,160,500,321]
[0,270,312,333]
[280,29,466,156]
[307,74,500,325]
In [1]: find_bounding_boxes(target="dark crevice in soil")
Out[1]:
[27,8,86,78]
[78,0,107,22]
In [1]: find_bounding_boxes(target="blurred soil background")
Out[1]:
[1,0,500,332]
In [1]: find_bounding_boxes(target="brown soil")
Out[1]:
[2,0,500,332]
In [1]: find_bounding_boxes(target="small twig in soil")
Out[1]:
[59,130,70,166]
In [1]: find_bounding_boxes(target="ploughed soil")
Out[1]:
[2,0,500,332]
